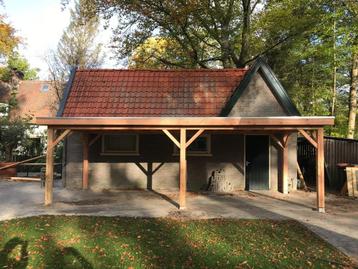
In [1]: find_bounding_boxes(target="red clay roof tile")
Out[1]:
[62,68,248,117]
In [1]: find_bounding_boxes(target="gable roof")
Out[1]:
[11,80,58,119]
[58,68,248,117]
[57,58,299,118]
[220,58,300,116]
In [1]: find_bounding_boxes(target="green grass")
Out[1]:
[0,216,355,269]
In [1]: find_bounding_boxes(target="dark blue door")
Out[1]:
[245,135,269,190]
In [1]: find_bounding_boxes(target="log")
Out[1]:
[9,177,41,182]
[297,162,308,191]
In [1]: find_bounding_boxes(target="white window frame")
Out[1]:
[101,134,139,156]
[173,134,212,156]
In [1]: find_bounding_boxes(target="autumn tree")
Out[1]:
[48,0,104,103]
[70,0,325,69]
[0,11,37,161]
[0,12,21,100]
[0,53,38,81]
[0,15,20,62]
[129,37,197,69]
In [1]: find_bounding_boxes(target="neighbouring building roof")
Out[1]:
[12,80,58,119]
[58,58,300,117]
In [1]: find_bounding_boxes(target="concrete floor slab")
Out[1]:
[0,180,357,264]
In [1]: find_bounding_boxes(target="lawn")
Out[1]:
[0,216,355,269]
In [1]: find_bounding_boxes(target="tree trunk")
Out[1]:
[347,52,358,139]
[237,0,251,67]
[331,18,337,116]
[4,146,13,162]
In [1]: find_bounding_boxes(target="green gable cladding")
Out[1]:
[220,58,300,117]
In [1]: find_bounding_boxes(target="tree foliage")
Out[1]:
[129,37,192,68]
[0,53,38,82]
[0,15,20,62]
[0,114,32,161]
[0,9,38,161]
[74,0,326,68]
[265,0,358,138]
[47,0,104,103]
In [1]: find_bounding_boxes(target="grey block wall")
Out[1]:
[64,132,246,192]
[63,133,83,189]
[228,72,287,117]
[288,133,298,191]
[64,132,297,192]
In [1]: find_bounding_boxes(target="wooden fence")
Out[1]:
[298,136,358,191]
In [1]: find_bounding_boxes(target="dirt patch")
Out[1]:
[166,209,209,220]
[326,197,358,214]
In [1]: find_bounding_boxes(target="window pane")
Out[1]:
[41,84,49,92]
[103,135,137,152]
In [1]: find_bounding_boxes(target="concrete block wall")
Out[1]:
[63,132,83,189]
[288,133,298,191]
[228,72,287,117]
[64,133,246,192]
[64,132,297,193]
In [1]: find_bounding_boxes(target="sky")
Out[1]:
[2,0,117,79]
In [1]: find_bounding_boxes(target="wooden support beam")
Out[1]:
[45,128,54,206]
[89,134,101,147]
[282,134,289,194]
[316,128,325,213]
[162,129,180,148]
[270,134,284,149]
[0,155,44,170]
[179,128,187,209]
[134,162,165,191]
[82,133,89,190]
[186,129,205,148]
[298,129,317,148]
[50,129,71,150]
[282,133,290,147]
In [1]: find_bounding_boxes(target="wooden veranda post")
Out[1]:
[316,128,325,212]
[163,128,204,209]
[45,128,54,206]
[82,133,89,189]
[179,128,187,209]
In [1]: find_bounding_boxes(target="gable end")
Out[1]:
[220,58,300,116]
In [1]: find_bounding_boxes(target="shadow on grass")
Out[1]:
[52,247,93,269]
[0,237,28,269]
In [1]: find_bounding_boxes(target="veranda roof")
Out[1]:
[36,116,334,130]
